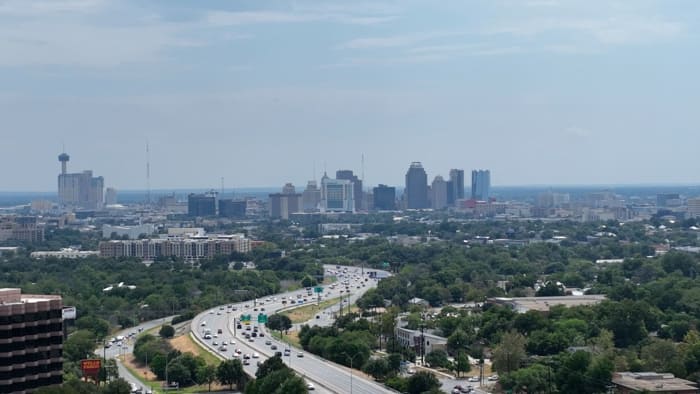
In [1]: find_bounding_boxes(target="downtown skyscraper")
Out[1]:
[405,162,429,209]
[471,169,491,200]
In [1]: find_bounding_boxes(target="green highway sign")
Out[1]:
[257,313,268,323]
[314,286,323,293]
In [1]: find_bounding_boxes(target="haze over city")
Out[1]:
[1,0,699,191]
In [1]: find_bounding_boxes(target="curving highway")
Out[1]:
[190,265,394,394]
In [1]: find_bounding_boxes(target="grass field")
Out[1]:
[270,330,302,348]
[281,297,342,324]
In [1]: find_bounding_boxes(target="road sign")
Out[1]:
[314,286,323,294]
[257,313,267,323]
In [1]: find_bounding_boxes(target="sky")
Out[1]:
[1,0,699,192]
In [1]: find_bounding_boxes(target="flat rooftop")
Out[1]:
[489,295,606,312]
[0,288,61,305]
[613,372,699,392]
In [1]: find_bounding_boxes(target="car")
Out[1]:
[230,340,236,345]
[275,351,283,357]
[200,321,206,326]
[261,307,265,311]
[213,334,218,338]
[265,340,271,345]
[307,382,315,390]
[467,376,479,382]
[259,332,264,337]
[236,324,242,329]
[219,346,227,351]
[243,359,250,365]
[270,344,277,350]
[251,332,257,337]
[216,312,221,315]
[407,369,416,375]
[243,354,250,359]
[248,337,254,342]
[488,375,499,381]
[245,326,251,331]
[219,306,224,310]
[252,353,259,358]
[297,352,304,358]
[203,334,212,340]
[316,315,320,319]
[213,341,218,346]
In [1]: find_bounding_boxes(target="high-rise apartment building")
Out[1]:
[0,288,63,394]
[405,162,429,209]
[187,193,217,217]
[269,184,302,219]
[373,184,396,210]
[321,174,355,213]
[471,169,491,201]
[301,181,321,212]
[431,176,448,209]
[448,169,464,205]
[336,170,363,211]
[57,153,104,210]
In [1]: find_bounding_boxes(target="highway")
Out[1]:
[97,316,176,393]
[190,265,396,394]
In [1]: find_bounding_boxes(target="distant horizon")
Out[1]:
[2,182,700,195]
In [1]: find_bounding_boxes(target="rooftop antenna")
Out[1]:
[146,141,151,206]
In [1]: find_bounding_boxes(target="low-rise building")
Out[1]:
[99,233,251,259]
[487,295,606,313]
[30,248,100,259]
[612,372,698,394]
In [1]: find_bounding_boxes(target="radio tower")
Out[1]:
[146,142,151,206]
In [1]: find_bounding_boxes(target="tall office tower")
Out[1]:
[373,184,396,210]
[301,181,321,212]
[321,174,355,213]
[431,176,448,209]
[218,199,247,218]
[657,193,681,208]
[449,169,465,204]
[105,187,117,205]
[57,152,105,210]
[269,184,302,219]
[688,197,700,218]
[0,288,63,393]
[405,162,429,209]
[282,183,296,195]
[187,193,217,217]
[336,170,363,211]
[471,169,491,201]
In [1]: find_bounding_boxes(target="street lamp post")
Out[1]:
[342,352,364,394]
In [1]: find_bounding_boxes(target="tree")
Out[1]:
[425,350,449,369]
[166,359,191,386]
[102,378,132,394]
[453,352,471,378]
[196,364,218,392]
[499,364,549,393]
[218,359,246,390]
[267,314,293,334]
[245,368,307,394]
[63,330,96,363]
[75,315,110,339]
[492,330,526,374]
[255,355,286,379]
[406,371,441,394]
[301,275,317,287]
[159,324,175,338]
[363,358,391,380]
[446,329,470,356]
[387,353,402,373]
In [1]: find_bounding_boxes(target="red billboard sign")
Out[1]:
[81,359,101,378]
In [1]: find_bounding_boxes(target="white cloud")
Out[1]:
[340,31,466,49]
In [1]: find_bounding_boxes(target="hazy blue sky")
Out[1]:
[1,0,699,191]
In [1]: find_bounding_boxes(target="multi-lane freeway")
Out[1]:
[190,265,395,394]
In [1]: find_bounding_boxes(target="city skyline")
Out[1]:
[2,0,700,191]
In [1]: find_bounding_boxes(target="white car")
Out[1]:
[468,376,479,382]
[252,353,259,358]
[307,382,315,390]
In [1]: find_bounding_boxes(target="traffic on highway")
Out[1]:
[190,264,395,394]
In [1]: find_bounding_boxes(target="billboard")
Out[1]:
[62,306,77,320]
[80,359,101,378]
